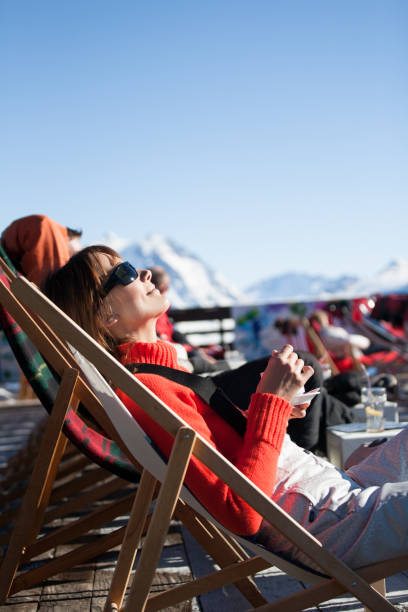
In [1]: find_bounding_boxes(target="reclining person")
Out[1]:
[44,245,408,570]
[310,308,371,361]
[2,214,82,286]
[1,214,82,398]
[151,265,228,374]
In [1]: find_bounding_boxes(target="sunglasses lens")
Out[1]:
[116,262,138,283]
[104,262,138,294]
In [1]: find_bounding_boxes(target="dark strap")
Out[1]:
[125,362,247,436]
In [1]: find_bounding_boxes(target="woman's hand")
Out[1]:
[289,402,310,419]
[256,344,314,402]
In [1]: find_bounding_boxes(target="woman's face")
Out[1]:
[98,254,170,342]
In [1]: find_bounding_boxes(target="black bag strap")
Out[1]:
[124,362,247,437]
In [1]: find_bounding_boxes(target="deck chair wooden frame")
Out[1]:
[0,253,119,543]
[6,277,408,610]
[301,317,341,375]
[301,316,369,375]
[0,262,142,598]
[0,265,269,607]
[346,312,408,374]
[0,250,139,516]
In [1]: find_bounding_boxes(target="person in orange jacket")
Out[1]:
[1,214,82,287]
[1,214,82,398]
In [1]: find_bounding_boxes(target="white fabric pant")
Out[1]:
[256,428,408,569]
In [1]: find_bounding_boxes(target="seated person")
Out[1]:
[2,214,82,286]
[310,309,370,360]
[1,214,82,398]
[151,265,227,374]
[44,245,408,570]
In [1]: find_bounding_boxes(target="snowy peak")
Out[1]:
[346,258,408,297]
[378,258,408,283]
[107,233,245,308]
[246,259,408,303]
[104,232,408,306]
[246,272,358,303]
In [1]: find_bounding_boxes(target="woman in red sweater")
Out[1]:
[44,245,408,569]
[44,244,313,537]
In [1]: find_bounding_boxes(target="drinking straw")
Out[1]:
[360,363,373,403]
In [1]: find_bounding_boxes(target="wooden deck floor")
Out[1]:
[1,401,408,612]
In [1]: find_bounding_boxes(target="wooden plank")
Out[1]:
[174,501,268,606]
[45,476,131,524]
[25,493,135,560]
[0,368,78,602]
[124,427,196,611]
[104,469,156,610]
[11,528,126,595]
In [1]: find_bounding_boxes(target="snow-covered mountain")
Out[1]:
[105,233,408,307]
[346,258,408,298]
[247,259,408,303]
[106,233,245,308]
[246,273,358,303]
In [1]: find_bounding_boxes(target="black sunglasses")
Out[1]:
[103,261,139,295]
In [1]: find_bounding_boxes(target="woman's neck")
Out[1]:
[122,329,158,344]
[112,318,158,345]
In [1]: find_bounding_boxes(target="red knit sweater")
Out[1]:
[116,340,292,536]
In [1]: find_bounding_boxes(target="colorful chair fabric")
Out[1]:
[0,244,137,480]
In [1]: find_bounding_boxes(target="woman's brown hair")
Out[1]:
[43,245,122,355]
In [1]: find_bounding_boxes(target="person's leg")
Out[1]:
[306,428,408,567]
[257,473,408,570]
[346,426,408,487]
[307,481,408,568]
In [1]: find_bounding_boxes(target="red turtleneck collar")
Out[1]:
[117,339,181,369]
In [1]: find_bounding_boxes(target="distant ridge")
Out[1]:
[246,272,358,303]
[247,258,408,304]
[105,233,408,307]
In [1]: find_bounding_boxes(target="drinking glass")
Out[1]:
[364,387,386,432]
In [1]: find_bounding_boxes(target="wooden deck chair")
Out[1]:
[305,308,403,378]
[345,312,408,374]
[301,316,341,374]
[302,315,371,376]
[0,245,140,499]
[0,260,270,607]
[0,255,143,597]
[9,276,408,611]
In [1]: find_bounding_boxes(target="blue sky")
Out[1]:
[2,1,407,290]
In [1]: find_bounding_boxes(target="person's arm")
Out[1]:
[118,383,292,535]
[118,345,313,536]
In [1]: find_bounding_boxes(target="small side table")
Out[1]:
[326,423,405,469]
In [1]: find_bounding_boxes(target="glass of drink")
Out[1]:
[365,387,386,432]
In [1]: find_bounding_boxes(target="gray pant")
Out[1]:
[257,428,408,569]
